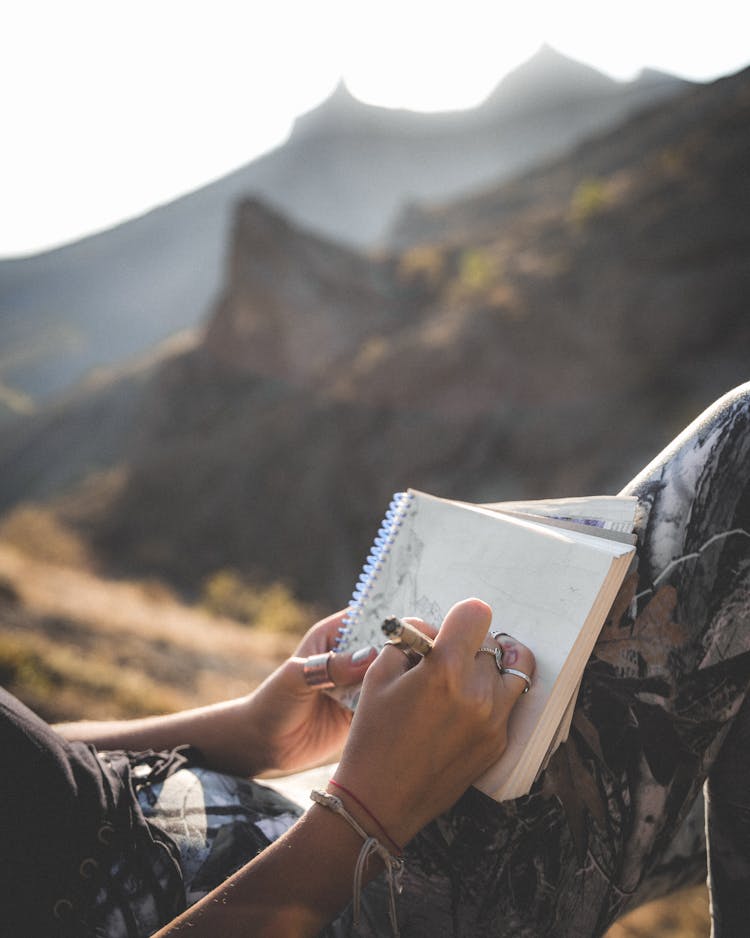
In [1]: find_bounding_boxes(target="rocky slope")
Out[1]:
[0,47,688,405]
[1,65,747,607]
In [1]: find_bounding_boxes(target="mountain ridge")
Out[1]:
[2,64,745,604]
[0,48,691,405]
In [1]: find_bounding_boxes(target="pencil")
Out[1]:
[381,616,434,656]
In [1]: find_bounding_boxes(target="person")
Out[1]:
[2,599,534,938]
[4,381,750,937]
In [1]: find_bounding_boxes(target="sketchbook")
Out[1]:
[333,489,637,801]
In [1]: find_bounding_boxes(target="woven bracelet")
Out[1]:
[310,789,404,937]
[328,777,404,855]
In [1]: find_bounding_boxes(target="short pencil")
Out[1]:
[381,616,434,657]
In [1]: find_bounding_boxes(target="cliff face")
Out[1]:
[0,47,688,404]
[201,201,400,383]
[2,66,748,607]
[66,67,748,604]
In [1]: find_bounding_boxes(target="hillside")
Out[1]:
[1,64,739,608]
[0,505,710,938]
[0,47,688,405]
[0,60,739,937]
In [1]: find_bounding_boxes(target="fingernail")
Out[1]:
[497,639,517,666]
[352,646,376,665]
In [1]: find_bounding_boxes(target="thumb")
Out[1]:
[433,598,494,657]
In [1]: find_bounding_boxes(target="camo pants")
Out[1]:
[127,384,750,936]
[331,382,750,937]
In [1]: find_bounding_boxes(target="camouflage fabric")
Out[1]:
[136,766,302,908]
[327,382,750,937]
[117,383,750,936]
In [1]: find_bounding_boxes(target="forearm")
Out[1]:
[54,695,270,778]
[153,803,382,937]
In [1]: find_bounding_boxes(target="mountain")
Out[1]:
[1,63,746,607]
[479,43,620,114]
[0,47,690,406]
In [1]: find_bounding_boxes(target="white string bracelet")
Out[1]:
[310,788,404,937]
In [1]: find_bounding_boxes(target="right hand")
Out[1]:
[332,598,535,848]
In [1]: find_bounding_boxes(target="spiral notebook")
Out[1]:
[333,489,637,801]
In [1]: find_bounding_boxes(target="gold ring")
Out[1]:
[384,640,421,668]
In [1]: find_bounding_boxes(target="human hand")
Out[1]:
[332,598,535,848]
[245,610,380,775]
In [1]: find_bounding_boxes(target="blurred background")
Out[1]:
[2,2,749,932]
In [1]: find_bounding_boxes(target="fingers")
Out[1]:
[402,616,439,642]
[487,633,536,705]
[432,598,493,657]
[293,609,348,659]
[294,602,535,705]
[326,645,378,688]
[366,599,493,691]
[476,634,535,713]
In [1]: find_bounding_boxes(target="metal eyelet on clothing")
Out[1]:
[80,857,99,879]
[97,823,114,845]
[52,898,74,921]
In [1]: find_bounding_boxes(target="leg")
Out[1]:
[704,690,750,938]
[0,690,186,938]
[135,764,303,908]
[328,383,750,937]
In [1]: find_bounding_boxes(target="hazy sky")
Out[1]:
[3,0,749,257]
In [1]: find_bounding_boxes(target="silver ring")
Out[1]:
[302,651,335,688]
[476,645,504,674]
[500,666,532,694]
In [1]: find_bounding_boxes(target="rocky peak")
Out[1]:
[481,44,620,116]
[289,78,381,139]
[200,199,397,383]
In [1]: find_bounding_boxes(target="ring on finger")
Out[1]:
[477,645,532,693]
[476,645,504,674]
[384,640,422,669]
[302,651,336,689]
[500,666,532,694]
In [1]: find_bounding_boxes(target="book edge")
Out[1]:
[476,545,634,800]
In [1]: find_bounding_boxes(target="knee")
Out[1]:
[623,382,750,500]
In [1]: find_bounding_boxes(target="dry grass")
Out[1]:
[0,514,712,936]
[0,537,298,723]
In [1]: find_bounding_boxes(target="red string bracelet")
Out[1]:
[328,778,404,856]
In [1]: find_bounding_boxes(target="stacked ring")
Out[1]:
[477,644,532,693]
[501,666,532,694]
[477,645,504,672]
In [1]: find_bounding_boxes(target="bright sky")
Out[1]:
[2,0,749,257]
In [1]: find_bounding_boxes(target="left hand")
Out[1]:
[245,610,378,775]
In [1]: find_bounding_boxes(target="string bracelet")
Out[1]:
[310,789,404,937]
[328,777,404,856]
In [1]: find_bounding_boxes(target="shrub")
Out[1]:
[569,178,610,225]
[200,569,311,633]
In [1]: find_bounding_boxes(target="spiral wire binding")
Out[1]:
[334,491,415,653]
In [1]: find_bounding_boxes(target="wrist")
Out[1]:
[326,778,404,856]
[233,692,278,777]
[330,760,429,849]
[310,789,404,935]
